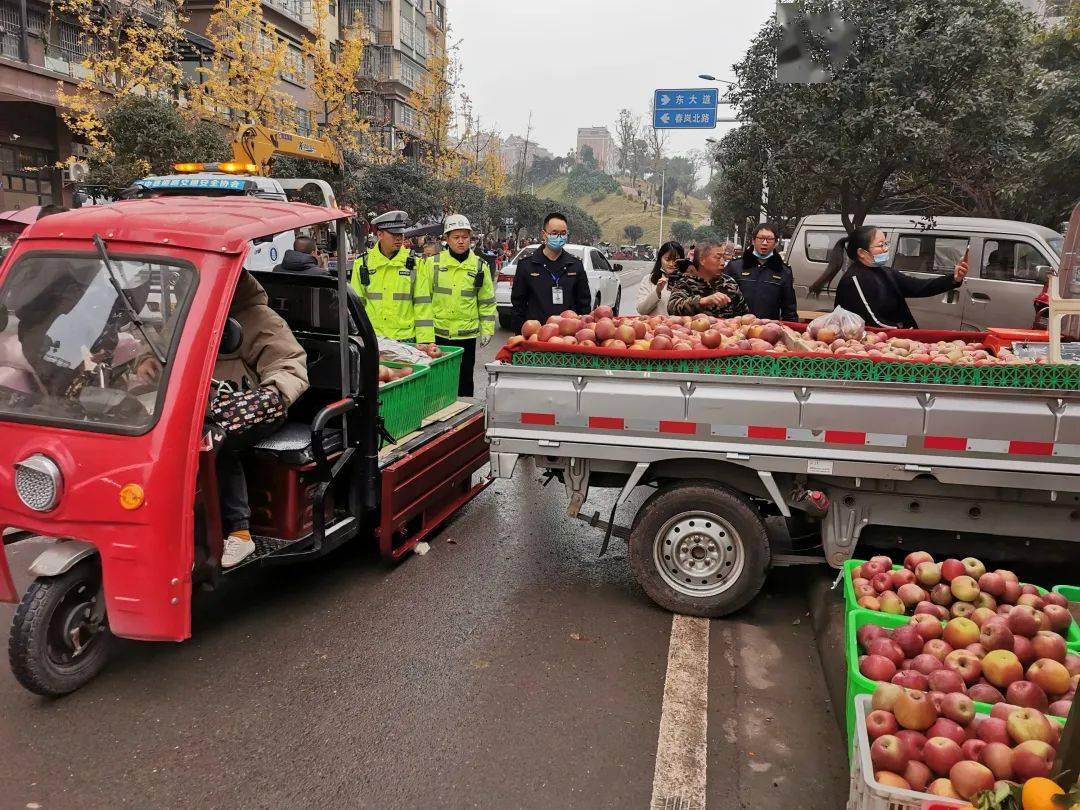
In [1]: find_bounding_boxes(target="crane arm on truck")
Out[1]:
[231,124,343,176]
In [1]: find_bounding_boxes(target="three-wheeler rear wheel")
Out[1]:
[628,481,771,618]
[9,560,110,696]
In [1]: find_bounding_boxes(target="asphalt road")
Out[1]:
[0,260,849,809]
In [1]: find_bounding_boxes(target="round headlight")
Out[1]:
[14,454,63,512]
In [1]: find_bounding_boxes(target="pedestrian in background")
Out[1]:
[724,223,798,321]
[510,212,591,330]
[834,226,968,329]
[667,239,749,318]
[636,240,685,316]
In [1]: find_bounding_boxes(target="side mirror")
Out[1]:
[220,317,243,356]
[612,263,623,272]
[1034,265,1053,284]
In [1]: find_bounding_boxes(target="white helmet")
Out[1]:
[443,214,472,234]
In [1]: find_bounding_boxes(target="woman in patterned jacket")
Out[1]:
[667,239,749,318]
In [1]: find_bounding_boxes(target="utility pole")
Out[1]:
[516,111,532,194]
[658,169,666,246]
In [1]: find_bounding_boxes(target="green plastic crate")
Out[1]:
[426,344,464,413]
[378,361,428,441]
[843,609,1069,755]
[843,559,1080,647]
[509,350,1080,390]
[1053,585,1080,653]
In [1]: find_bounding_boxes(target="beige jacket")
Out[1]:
[213,271,309,406]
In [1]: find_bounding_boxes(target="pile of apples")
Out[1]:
[504,308,1044,365]
[851,553,1075,643]
[865,681,1062,801]
[417,345,445,359]
[377,364,414,386]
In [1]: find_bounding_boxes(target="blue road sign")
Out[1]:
[652,88,719,129]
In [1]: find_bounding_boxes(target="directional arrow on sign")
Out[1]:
[660,94,671,105]
[659,113,670,123]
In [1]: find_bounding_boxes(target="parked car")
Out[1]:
[494,244,624,330]
[785,214,1064,330]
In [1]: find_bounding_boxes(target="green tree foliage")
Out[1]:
[692,225,726,243]
[623,224,644,242]
[526,155,566,185]
[671,220,694,243]
[577,144,599,170]
[664,156,697,198]
[726,0,1036,233]
[353,160,444,222]
[86,96,229,192]
[567,164,619,198]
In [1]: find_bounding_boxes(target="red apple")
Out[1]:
[903,759,932,791]
[928,778,962,799]
[866,709,900,740]
[1010,739,1055,780]
[860,654,898,683]
[971,607,998,628]
[1042,604,1072,635]
[896,729,928,761]
[892,625,926,659]
[923,737,964,776]
[973,592,998,611]
[931,583,954,607]
[1031,631,1067,663]
[898,583,929,609]
[857,624,889,650]
[976,717,1011,745]
[1006,680,1050,712]
[968,684,1006,706]
[904,551,934,571]
[990,702,1021,722]
[1065,654,1080,677]
[940,559,966,583]
[926,717,967,746]
[892,670,930,691]
[951,602,977,620]
[1017,593,1044,610]
[911,654,944,676]
[978,572,1005,598]
[983,650,1024,689]
[1049,698,1072,716]
[940,692,975,726]
[891,568,917,589]
[869,638,905,667]
[944,617,980,649]
[911,615,944,641]
[915,561,942,587]
[951,576,980,603]
[1002,579,1023,605]
[1013,635,1037,667]
[981,741,1014,780]
[1006,707,1054,744]
[923,639,954,662]
[966,643,988,659]
[872,682,905,712]
[1027,658,1072,697]
[949,759,994,800]
[894,688,939,732]
[979,621,1014,652]
[1042,592,1068,608]
[927,668,965,695]
[945,650,983,686]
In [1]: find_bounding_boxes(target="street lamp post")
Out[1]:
[658,169,666,246]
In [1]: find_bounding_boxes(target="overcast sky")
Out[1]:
[452,0,774,158]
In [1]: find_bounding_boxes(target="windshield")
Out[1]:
[0,253,196,433]
[1048,236,1063,258]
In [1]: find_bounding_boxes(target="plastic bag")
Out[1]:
[806,306,865,341]
[377,337,432,365]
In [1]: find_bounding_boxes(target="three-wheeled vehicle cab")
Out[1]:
[0,198,489,696]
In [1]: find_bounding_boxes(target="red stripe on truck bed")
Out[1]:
[588,416,625,430]
[923,435,968,451]
[747,425,787,440]
[659,420,698,435]
[1008,441,1054,456]
[520,412,556,425]
[824,430,867,445]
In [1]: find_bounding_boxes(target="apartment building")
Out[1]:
[576,126,616,174]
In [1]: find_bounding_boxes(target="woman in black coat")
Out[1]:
[834,226,969,329]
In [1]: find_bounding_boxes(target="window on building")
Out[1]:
[1,144,56,207]
[894,234,968,275]
[981,239,1052,284]
[294,107,312,136]
[282,43,306,85]
[0,3,21,58]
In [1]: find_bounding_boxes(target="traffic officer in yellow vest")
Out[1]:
[427,214,496,396]
[350,210,435,345]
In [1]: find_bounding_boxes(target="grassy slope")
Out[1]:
[535,177,712,245]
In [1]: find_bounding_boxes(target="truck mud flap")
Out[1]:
[377,412,490,561]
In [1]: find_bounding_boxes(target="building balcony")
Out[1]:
[262,0,313,28]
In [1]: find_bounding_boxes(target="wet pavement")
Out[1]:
[0,262,850,808]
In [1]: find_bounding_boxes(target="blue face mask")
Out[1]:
[753,249,773,260]
[873,252,890,265]
[545,234,567,251]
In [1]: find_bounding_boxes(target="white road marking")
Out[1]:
[649,614,710,810]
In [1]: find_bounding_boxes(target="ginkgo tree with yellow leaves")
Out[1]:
[304,0,368,156]
[407,47,472,180]
[50,0,188,153]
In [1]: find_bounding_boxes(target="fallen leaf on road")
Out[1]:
[569,632,585,641]
[470,659,489,669]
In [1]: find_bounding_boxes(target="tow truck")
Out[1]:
[127,125,360,271]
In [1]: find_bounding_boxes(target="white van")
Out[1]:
[785,214,1064,330]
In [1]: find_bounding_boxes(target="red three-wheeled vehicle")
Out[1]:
[0,197,489,695]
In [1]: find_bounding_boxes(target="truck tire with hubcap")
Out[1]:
[9,560,110,696]
[629,482,770,617]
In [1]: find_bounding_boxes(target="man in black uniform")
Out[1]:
[724,223,798,321]
[509,212,592,330]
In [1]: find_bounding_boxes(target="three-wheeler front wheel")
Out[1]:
[9,560,110,696]
[629,482,771,618]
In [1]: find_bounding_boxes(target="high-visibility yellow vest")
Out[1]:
[351,247,434,343]
[425,249,496,340]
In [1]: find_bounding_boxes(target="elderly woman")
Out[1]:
[667,239,749,318]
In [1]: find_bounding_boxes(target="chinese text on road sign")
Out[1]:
[653,89,719,130]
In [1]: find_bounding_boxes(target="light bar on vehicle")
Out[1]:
[171,162,259,174]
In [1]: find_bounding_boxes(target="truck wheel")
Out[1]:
[8,561,110,696]
[629,482,770,617]
[498,310,512,330]
[613,288,622,315]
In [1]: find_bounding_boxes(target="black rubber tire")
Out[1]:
[613,288,623,316]
[9,562,110,697]
[628,481,771,618]
[593,291,602,310]
[498,310,513,330]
